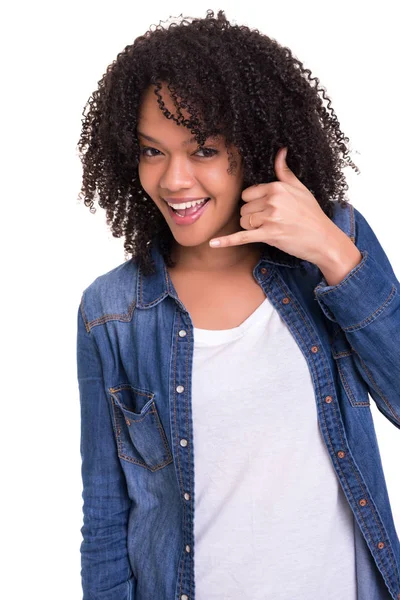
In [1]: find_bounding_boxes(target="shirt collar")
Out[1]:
[135,240,303,309]
[135,201,356,308]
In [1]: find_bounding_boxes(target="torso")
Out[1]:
[168,250,266,330]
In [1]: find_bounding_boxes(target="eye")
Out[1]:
[139,146,219,159]
[195,147,219,158]
[140,146,161,158]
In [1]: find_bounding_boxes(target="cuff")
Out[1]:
[313,250,396,329]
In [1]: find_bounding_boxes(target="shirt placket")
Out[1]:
[170,306,196,600]
[256,262,399,598]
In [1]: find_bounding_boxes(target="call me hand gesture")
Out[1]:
[209,147,362,286]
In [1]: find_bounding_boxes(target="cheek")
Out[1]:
[205,167,240,194]
[138,160,146,181]
[214,173,243,200]
[138,163,154,195]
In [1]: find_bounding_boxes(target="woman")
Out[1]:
[76,10,400,600]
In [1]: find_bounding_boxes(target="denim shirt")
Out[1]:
[77,200,400,600]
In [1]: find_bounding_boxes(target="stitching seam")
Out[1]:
[352,350,400,425]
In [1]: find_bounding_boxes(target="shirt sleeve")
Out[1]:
[313,205,400,429]
[77,296,136,599]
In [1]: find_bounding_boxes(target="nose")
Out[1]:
[159,155,195,192]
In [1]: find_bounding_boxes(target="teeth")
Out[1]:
[167,198,208,210]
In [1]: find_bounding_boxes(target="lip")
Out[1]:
[166,198,211,225]
[162,197,210,205]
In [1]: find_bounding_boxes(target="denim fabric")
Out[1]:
[77,200,400,600]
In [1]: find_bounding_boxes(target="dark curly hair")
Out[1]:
[77,9,360,275]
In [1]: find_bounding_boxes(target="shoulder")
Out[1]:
[330,200,398,286]
[330,200,388,254]
[79,258,139,331]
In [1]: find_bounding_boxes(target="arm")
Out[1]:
[77,300,136,599]
[314,206,400,429]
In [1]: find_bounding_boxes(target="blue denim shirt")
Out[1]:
[77,200,400,600]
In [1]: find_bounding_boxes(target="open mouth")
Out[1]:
[164,197,212,225]
[166,198,210,217]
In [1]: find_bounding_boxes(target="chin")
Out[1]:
[170,233,211,247]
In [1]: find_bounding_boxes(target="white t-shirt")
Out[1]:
[192,295,357,600]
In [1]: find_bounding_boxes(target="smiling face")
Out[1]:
[137,84,245,254]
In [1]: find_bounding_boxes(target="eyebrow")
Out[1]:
[137,131,219,146]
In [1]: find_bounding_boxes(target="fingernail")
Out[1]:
[209,239,220,247]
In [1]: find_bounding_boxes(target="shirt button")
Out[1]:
[282,297,290,304]
[185,545,191,552]
[359,499,367,507]
[184,492,190,501]
[181,595,189,600]
[311,345,319,353]
[179,330,187,337]
[378,542,385,549]
[180,439,188,447]
[176,385,184,393]
[337,451,345,459]
[325,396,333,403]
[260,267,268,275]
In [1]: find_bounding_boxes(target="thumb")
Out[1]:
[274,146,304,189]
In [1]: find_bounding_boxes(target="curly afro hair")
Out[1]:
[77,8,360,275]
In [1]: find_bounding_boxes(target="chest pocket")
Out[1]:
[109,383,173,471]
[330,324,370,408]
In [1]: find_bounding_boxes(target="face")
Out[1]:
[137,84,245,251]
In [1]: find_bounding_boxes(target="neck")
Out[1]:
[170,241,263,273]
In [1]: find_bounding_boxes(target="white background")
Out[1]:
[2,1,399,598]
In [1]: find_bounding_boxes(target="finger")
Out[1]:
[240,197,270,216]
[241,183,270,203]
[241,180,291,202]
[209,230,261,248]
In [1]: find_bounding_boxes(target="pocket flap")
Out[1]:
[109,384,173,471]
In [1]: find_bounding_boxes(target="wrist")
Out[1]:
[316,235,363,287]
